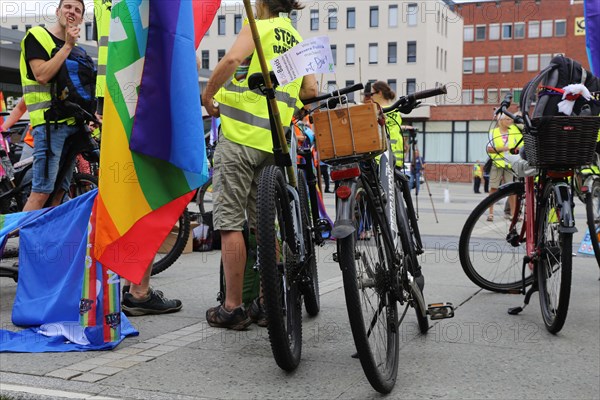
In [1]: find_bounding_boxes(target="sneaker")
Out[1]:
[206,304,252,330]
[122,288,182,316]
[247,298,268,327]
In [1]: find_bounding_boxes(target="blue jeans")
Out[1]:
[410,172,422,195]
[31,123,79,194]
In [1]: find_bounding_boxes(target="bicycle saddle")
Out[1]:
[248,71,280,91]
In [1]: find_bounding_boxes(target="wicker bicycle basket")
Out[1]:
[313,102,386,165]
[523,116,600,169]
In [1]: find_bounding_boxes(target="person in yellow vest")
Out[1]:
[20,0,86,211]
[486,113,523,221]
[473,161,482,193]
[202,0,318,330]
[92,0,183,316]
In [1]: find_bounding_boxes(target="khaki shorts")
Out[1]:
[212,133,274,231]
[489,165,514,189]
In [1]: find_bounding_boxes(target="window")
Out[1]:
[218,49,225,61]
[388,79,397,94]
[527,54,539,71]
[310,9,319,31]
[407,3,418,26]
[540,54,552,69]
[370,6,379,27]
[436,46,439,69]
[328,8,338,30]
[462,90,473,105]
[369,43,378,64]
[512,88,522,103]
[331,44,337,65]
[501,56,511,72]
[513,55,524,72]
[514,22,525,39]
[11,25,18,30]
[475,25,486,41]
[541,20,553,37]
[389,5,398,27]
[218,16,226,35]
[407,41,416,63]
[234,14,242,34]
[347,8,356,29]
[555,20,566,37]
[346,44,355,65]
[487,89,499,104]
[345,80,356,102]
[474,57,485,73]
[464,25,474,41]
[474,89,485,105]
[406,79,416,95]
[502,23,512,39]
[488,56,499,73]
[201,50,209,69]
[25,24,32,31]
[444,50,447,71]
[85,22,93,41]
[388,42,397,64]
[489,24,500,40]
[290,11,298,28]
[528,21,540,38]
[463,58,473,74]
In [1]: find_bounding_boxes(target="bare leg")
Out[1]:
[23,192,50,211]
[221,230,246,311]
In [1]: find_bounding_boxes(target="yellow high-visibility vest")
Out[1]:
[489,125,522,168]
[94,0,111,98]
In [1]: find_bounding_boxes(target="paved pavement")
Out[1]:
[1,181,599,399]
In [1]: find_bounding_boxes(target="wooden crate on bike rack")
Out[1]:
[313,102,386,163]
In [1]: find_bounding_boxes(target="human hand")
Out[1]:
[65,22,80,47]
[203,98,220,118]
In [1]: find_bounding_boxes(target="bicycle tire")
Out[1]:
[339,180,399,394]
[257,165,302,371]
[585,179,600,267]
[151,210,190,276]
[537,182,572,334]
[396,190,428,334]
[69,173,98,198]
[297,171,320,316]
[459,182,533,292]
[196,177,213,215]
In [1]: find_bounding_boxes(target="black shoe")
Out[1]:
[122,288,182,316]
[122,285,130,298]
[206,304,252,330]
[247,297,268,327]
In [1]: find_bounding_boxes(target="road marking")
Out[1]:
[0,383,120,399]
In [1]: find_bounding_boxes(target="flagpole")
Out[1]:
[242,0,297,187]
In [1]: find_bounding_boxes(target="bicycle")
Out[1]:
[304,83,453,393]
[459,93,600,333]
[573,155,600,266]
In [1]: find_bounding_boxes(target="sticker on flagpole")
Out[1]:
[578,228,596,255]
[271,36,335,86]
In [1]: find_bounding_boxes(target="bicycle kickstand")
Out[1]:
[508,256,537,315]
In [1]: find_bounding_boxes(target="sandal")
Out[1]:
[486,215,494,222]
[206,304,252,330]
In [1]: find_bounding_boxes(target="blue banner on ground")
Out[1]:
[578,228,596,255]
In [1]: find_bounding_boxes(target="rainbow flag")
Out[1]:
[0,91,5,128]
[95,0,218,283]
[585,0,600,76]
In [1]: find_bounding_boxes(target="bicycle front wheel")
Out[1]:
[585,179,600,267]
[537,182,572,334]
[459,182,533,292]
[196,177,213,215]
[257,165,302,371]
[69,173,98,198]
[339,180,399,394]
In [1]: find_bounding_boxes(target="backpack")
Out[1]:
[46,45,97,122]
[520,55,600,119]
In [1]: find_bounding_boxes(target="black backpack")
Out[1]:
[46,45,97,122]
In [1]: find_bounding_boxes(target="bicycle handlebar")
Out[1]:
[301,83,365,106]
[381,85,447,114]
[495,94,524,125]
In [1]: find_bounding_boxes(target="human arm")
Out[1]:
[201,24,255,117]
[0,98,27,132]
[27,25,80,85]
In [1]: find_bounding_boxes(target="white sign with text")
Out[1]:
[271,36,334,85]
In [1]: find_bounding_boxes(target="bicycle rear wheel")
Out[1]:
[585,180,600,267]
[69,173,97,198]
[257,165,302,371]
[151,210,190,276]
[338,180,399,394]
[196,177,213,215]
[297,171,320,316]
[537,182,572,334]
[459,182,533,292]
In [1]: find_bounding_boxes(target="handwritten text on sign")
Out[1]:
[271,36,334,85]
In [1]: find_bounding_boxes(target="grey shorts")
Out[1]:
[212,133,274,231]
[489,165,513,189]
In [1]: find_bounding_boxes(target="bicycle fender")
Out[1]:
[331,179,358,239]
[553,182,577,233]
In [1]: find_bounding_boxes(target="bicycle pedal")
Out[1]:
[427,302,454,320]
[507,306,523,315]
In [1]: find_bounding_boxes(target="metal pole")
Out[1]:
[242,0,296,187]
[423,174,439,223]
